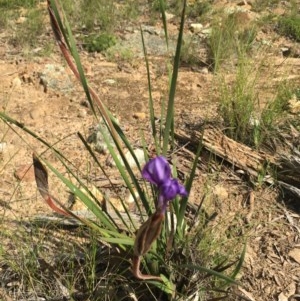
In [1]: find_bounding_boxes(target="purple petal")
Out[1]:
[157,179,188,213]
[142,156,171,186]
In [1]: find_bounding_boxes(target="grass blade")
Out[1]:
[162,0,186,155]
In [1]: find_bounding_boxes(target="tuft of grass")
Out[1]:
[186,0,212,20]
[83,33,117,53]
[217,54,296,148]
[208,11,257,72]
[62,0,116,33]
[12,7,45,48]
[278,14,300,42]
[251,0,281,12]
[218,57,258,146]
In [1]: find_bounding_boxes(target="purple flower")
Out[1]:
[142,156,171,186]
[142,156,188,213]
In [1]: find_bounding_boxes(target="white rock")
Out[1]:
[0,142,7,153]
[190,23,204,33]
[103,79,116,85]
[201,28,212,36]
[11,77,22,89]
[165,12,175,21]
[114,148,145,169]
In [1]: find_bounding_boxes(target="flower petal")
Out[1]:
[142,156,171,186]
[157,179,188,213]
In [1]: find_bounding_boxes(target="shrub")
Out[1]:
[278,15,300,42]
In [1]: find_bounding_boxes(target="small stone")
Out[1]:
[200,67,209,74]
[16,16,27,24]
[133,112,146,120]
[190,23,203,33]
[11,77,22,89]
[103,79,116,85]
[114,148,145,169]
[77,109,87,118]
[165,12,175,21]
[201,28,212,36]
[30,107,44,120]
[213,185,229,201]
[0,142,7,153]
[14,164,35,182]
[289,248,300,264]
[289,95,300,114]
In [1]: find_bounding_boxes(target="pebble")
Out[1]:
[14,164,35,182]
[165,12,175,21]
[16,16,27,24]
[11,77,22,89]
[0,142,7,153]
[77,109,87,118]
[289,95,300,114]
[200,67,209,74]
[133,112,146,120]
[103,79,116,85]
[114,148,145,169]
[213,185,229,201]
[289,248,300,264]
[190,23,203,33]
[201,28,212,36]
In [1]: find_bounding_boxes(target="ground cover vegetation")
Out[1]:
[0,0,300,300]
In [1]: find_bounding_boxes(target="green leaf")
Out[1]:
[162,0,186,155]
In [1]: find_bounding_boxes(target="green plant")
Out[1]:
[278,15,300,42]
[83,33,116,53]
[218,54,294,148]
[208,11,257,72]
[6,6,46,50]
[251,0,281,12]
[186,0,212,20]
[218,56,258,145]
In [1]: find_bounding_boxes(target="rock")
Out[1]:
[38,64,73,93]
[77,109,87,118]
[114,148,145,169]
[11,77,22,89]
[0,142,7,153]
[201,28,212,36]
[14,164,35,182]
[190,23,204,33]
[142,25,161,36]
[289,248,300,264]
[133,112,146,120]
[200,67,209,74]
[30,107,45,120]
[165,12,175,21]
[103,79,116,85]
[213,185,229,201]
[288,95,300,114]
[16,16,27,24]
